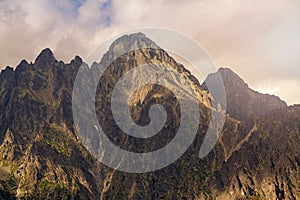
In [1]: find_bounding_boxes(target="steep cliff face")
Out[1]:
[99,33,208,105]
[0,33,213,199]
[207,105,300,199]
[202,68,299,199]
[0,49,100,199]
[71,33,215,199]
[0,33,299,200]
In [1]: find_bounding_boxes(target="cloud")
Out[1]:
[0,0,75,65]
[0,0,111,65]
[0,0,299,105]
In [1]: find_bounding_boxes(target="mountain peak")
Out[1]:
[118,32,146,40]
[35,48,56,64]
[101,32,160,64]
[203,67,287,120]
[218,67,237,75]
[111,32,159,49]
[218,67,247,87]
[0,66,14,77]
[70,55,83,66]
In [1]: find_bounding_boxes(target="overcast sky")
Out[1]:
[0,0,299,105]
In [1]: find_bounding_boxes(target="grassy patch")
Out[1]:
[35,179,72,199]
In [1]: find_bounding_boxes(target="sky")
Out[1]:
[0,0,299,105]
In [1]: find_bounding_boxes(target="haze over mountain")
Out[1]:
[0,33,299,199]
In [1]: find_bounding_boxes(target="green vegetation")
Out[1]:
[34,179,73,200]
[45,124,71,157]
[0,177,17,198]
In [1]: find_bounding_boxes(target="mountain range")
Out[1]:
[0,33,299,199]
